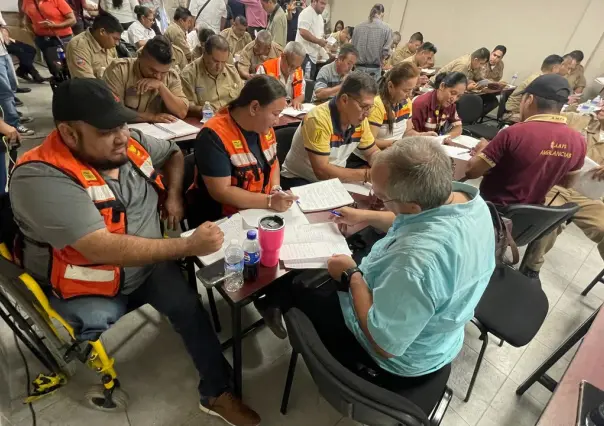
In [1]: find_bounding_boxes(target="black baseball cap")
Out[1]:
[52,78,137,130]
[520,74,571,103]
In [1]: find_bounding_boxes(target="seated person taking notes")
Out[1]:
[280,72,380,188]
[257,41,306,109]
[220,15,252,61]
[483,45,506,82]
[9,79,261,426]
[164,7,195,61]
[466,74,586,278]
[389,31,422,66]
[261,138,495,414]
[181,35,243,116]
[431,48,489,91]
[236,30,283,80]
[127,5,156,49]
[66,11,122,79]
[412,72,466,138]
[188,75,298,225]
[103,36,189,123]
[368,62,436,149]
[192,28,215,61]
[312,43,358,103]
[401,42,437,87]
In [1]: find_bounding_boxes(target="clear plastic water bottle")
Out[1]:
[243,230,260,282]
[202,102,214,121]
[224,240,244,292]
[304,61,312,80]
[510,72,518,86]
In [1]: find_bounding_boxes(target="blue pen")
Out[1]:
[330,210,343,217]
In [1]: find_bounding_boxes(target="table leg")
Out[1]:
[516,308,599,396]
[231,304,242,398]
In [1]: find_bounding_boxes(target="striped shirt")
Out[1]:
[351,18,393,66]
[411,90,461,134]
[368,95,412,141]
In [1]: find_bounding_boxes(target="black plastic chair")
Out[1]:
[581,269,604,296]
[462,202,580,402]
[464,89,515,140]
[304,80,316,104]
[275,125,299,165]
[181,153,222,333]
[456,94,483,125]
[280,308,452,426]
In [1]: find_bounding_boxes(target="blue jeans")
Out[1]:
[0,55,18,128]
[50,261,232,398]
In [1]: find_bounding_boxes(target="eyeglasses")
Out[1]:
[349,96,373,113]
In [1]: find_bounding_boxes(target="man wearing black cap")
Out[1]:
[465,74,587,275]
[9,79,262,426]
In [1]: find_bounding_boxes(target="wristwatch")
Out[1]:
[341,267,363,287]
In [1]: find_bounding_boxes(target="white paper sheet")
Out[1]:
[280,240,351,261]
[421,68,436,75]
[129,123,174,140]
[155,119,200,138]
[573,157,604,199]
[450,135,480,149]
[441,145,472,162]
[342,182,372,196]
[281,223,351,262]
[180,214,248,266]
[283,259,327,269]
[239,202,309,228]
[280,103,316,118]
[290,179,355,212]
[284,222,343,245]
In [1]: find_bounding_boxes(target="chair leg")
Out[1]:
[280,351,298,415]
[465,331,489,402]
[206,288,221,333]
[498,338,504,347]
[581,269,604,296]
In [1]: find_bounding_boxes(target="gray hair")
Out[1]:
[284,41,306,58]
[256,30,273,45]
[373,137,452,210]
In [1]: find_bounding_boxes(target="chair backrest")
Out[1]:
[499,202,580,247]
[276,125,298,164]
[285,308,429,426]
[304,80,316,104]
[456,94,483,125]
[496,89,514,121]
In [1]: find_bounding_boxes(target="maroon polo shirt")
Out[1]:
[411,90,462,135]
[479,114,587,206]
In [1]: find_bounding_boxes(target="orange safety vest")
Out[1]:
[189,109,278,217]
[13,130,165,299]
[259,57,305,100]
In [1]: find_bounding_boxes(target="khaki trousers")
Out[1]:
[524,186,604,271]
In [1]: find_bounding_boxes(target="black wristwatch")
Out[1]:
[341,267,363,287]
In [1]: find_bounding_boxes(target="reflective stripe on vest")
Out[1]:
[13,129,165,299]
[260,57,304,99]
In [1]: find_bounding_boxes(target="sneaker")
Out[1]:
[199,392,261,426]
[15,87,31,93]
[14,97,23,107]
[19,116,34,124]
[522,268,540,280]
[17,125,34,136]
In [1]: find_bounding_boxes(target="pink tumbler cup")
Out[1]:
[258,215,285,267]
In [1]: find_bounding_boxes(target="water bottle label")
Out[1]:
[244,251,260,265]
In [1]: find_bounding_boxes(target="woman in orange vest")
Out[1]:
[188,75,298,225]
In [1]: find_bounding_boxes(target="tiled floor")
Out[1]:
[2,81,603,426]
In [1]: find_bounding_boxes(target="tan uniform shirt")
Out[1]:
[181,58,243,111]
[565,111,604,165]
[237,41,283,75]
[192,45,203,61]
[220,27,252,59]
[164,22,192,60]
[431,54,483,83]
[103,58,189,115]
[401,54,419,66]
[505,71,542,114]
[389,45,413,66]
[484,60,504,82]
[66,30,117,79]
[567,64,587,93]
[136,45,189,72]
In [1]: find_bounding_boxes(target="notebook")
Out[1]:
[574,157,604,199]
[129,119,199,140]
[280,103,316,118]
[290,179,355,212]
[280,223,352,265]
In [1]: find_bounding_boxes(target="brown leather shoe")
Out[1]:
[199,392,261,426]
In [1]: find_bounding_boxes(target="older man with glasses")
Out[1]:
[280,71,380,189]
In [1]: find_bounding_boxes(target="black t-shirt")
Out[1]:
[194,127,268,178]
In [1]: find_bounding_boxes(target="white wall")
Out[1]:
[332,0,604,89]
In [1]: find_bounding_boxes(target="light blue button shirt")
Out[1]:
[339,182,496,377]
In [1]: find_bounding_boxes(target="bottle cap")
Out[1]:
[247,230,257,240]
